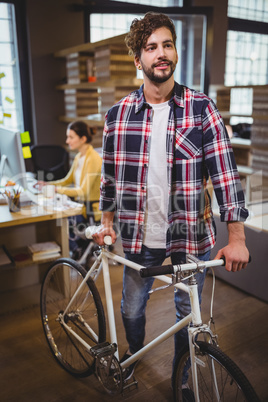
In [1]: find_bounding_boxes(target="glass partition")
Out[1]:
[90,13,207,92]
[0,3,24,132]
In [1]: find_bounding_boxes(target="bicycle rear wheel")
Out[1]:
[172,341,260,402]
[40,258,106,377]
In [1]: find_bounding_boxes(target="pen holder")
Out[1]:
[8,196,21,212]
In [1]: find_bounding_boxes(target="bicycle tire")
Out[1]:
[172,340,260,402]
[40,258,106,378]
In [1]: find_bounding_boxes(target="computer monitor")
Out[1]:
[0,127,27,189]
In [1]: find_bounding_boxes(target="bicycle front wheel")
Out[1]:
[172,341,260,402]
[40,258,106,377]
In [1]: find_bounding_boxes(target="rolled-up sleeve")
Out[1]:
[99,117,117,212]
[202,100,248,222]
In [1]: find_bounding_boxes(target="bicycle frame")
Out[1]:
[60,246,224,401]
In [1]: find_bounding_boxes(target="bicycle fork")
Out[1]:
[187,278,202,402]
[187,278,219,402]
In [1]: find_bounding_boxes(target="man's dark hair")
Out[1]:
[125,12,177,58]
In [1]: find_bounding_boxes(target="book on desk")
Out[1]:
[27,241,61,262]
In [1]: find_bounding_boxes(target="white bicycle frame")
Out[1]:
[60,246,224,401]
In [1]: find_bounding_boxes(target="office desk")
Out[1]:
[0,195,83,299]
[0,199,82,228]
[211,206,268,302]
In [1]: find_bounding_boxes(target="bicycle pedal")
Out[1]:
[122,376,138,394]
[90,342,117,358]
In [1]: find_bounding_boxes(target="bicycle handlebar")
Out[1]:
[139,255,251,278]
[140,260,224,278]
[140,264,174,277]
[85,225,251,274]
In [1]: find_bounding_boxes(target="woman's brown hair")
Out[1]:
[67,121,93,143]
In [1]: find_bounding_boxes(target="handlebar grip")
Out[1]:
[85,226,112,246]
[140,264,174,278]
[85,226,97,239]
[103,236,112,246]
[221,255,252,266]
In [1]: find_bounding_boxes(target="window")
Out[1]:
[90,13,139,42]
[228,0,268,23]
[225,0,268,125]
[0,2,24,132]
[229,87,253,126]
[225,0,268,87]
[111,0,183,6]
[225,30,268,86]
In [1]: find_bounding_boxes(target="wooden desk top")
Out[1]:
[0,195,83,228]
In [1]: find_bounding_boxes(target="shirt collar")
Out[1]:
[172,82,185,108]
[135,81,185,113]
[135,85,146,113]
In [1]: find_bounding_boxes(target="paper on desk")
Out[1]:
[38,196,83,212]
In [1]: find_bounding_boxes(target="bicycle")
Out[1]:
[40,228,260,401]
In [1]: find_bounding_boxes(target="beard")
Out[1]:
[141,59,177,83]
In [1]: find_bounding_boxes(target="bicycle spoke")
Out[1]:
[40,258,106,377]
[60,321,91,369]
[173,341,260,402]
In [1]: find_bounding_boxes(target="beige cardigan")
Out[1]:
[50,145,102,219]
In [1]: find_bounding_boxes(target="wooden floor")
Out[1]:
[1,257,268,402]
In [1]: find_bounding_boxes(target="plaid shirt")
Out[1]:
[100,82,248,255]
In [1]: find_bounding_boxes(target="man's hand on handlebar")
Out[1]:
[214,243,249,272]
[214,222,249,273]
[91,211,116,246]
[91,224,117,246]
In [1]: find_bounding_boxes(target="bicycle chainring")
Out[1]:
[95,354,123,395]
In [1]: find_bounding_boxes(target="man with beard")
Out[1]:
[93,12,249,383]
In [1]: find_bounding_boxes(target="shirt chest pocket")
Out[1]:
[175,127,203,159]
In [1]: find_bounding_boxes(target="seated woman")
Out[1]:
[38,120,102,257]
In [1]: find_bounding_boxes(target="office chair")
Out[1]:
[30,145,69,181]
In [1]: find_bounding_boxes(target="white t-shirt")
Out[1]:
[75,154,85,187]
[143,101,170,249]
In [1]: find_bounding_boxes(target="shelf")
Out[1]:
[57,78,143,125]
[56,78,143,91]
[0,246,62,270]
[230,138,251,149]
[221,111,268,121]
[55,31,144,127]
[237,164,254,176]
[210,84,268,90]
[59,115,105,126]
[54,33,127,57]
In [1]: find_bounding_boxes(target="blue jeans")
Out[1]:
[121,246,210,358]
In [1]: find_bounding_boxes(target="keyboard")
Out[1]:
[26,178,41,195]
[20,191,36,206]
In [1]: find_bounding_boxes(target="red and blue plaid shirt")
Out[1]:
[100,83,248,255]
